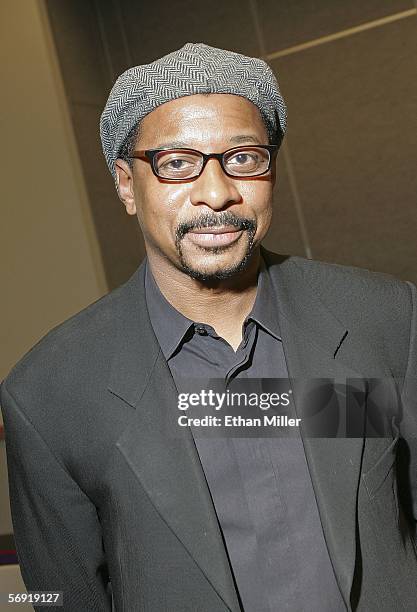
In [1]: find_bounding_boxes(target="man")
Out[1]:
[1,43,417,612]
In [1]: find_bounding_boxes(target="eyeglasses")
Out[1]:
[127,145,279,181]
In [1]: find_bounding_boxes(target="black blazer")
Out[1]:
[1,249,417,611]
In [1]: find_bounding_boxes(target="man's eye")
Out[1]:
[233,154,253,164]
[159,157,195,170]
[168,159,188,168]
[227,153,259,167]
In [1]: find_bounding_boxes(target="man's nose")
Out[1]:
[189,159,241,210]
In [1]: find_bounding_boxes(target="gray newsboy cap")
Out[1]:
[100,42,287,181]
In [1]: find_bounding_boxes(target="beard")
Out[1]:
[174,210,257,281]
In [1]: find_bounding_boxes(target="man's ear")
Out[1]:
[115,159,136,215]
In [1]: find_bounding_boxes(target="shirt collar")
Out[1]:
[246,254,281,341]
[144,252,281,361]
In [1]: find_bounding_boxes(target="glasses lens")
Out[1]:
[154,149,202,179]
[224,147,270,176]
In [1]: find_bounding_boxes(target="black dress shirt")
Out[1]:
[144,255,346,612]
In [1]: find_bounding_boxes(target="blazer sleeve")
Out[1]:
[0,381,113,612]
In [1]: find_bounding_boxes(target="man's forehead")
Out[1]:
[139,94,268,144]
[142,93,264,123]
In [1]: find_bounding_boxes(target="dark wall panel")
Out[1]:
[45,0,109,105]
[117,0,260,64]
[257,0,414,53]
[270,16,417,282]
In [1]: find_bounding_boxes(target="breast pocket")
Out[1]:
[362,430,400,500]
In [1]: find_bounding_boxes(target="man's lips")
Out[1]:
[189,225,240,234]
[186,225,244,247]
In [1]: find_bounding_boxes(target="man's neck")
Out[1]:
[146,249,261,350]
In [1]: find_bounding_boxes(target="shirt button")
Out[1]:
[194,324,208,336]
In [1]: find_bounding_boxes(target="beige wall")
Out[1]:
[0,0,107,386]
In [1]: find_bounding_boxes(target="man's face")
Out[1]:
[116,93,276,281]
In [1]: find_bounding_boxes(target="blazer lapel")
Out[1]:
[108,260,241,612]
[263,248,395,610]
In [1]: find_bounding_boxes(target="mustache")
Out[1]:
[175,211,256,241]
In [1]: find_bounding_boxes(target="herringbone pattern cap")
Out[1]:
[100,42,287,180]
